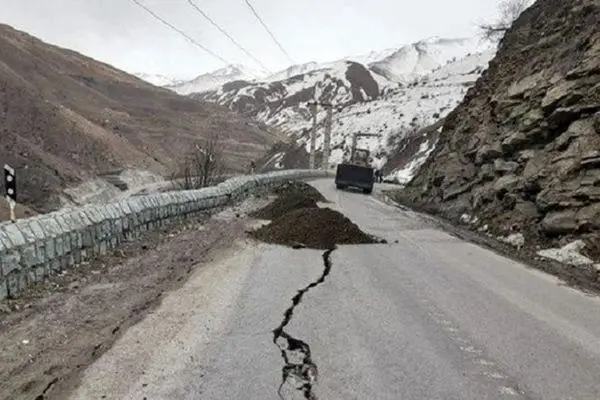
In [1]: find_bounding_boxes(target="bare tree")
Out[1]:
[478,0,534,42]
[173,132,225,190]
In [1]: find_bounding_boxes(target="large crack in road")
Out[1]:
[273,247,336,400]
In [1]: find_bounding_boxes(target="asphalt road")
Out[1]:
[69,179,600,400]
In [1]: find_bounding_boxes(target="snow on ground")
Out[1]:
[386,137,438,184]
[166,64,268,95]
[135,73,182,87]
[263,62,320,82]
[537,241,595,266]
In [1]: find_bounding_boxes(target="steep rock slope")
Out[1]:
[402,0,600,252]
[0,24,278,213]
[196,49,494,172]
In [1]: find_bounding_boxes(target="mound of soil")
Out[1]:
[272,181,327,203]
[249,207,380,249]
[250,193,318,220]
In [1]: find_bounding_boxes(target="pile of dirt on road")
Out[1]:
[250,193,318,220]
[272,181,328,202]
[249,207,380,249]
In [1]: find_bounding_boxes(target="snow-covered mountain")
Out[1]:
[263,61,320,82]
[135,72,182,87]
[195,41,495,182]
[369,36,491,82]
[142,36,496,183]
[164,64,269,95]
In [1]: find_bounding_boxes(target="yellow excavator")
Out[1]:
[334,133,380,194]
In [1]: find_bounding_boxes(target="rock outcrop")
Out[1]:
[401,0,600,253]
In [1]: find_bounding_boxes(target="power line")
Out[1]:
[243,0,294,64]
[186,0,271,73]
[130,0,230,65]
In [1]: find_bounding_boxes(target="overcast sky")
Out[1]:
[0,0,502,79]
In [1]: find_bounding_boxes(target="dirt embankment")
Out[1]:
[0,23,278,214]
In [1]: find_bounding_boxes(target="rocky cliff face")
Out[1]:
[401,0,600,252]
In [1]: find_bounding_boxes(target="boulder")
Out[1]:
[536,185,585,212]
[541,210,578,235]
[576,203,600,231]
[501,132,529,154]
[593,112,600,133]
[494,159,520,174]
[541,80,580,113]
[492,175,522,195]
[520,109,545,130]
[471,184,495,208]
[515,200,541,220]
[507,73,543,99]
[580,151,600,168]
[475,143,502,165]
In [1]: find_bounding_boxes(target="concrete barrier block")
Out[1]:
[15,221,38,245]
[125,198,142,214]
[1,251,21,278]
[0,278,8,300]
[105,204,122,220]
[6,270,27,297]
[117,200,132,215]
[1,223,26,247]
[19,244,38,268]
[53,215,73,253]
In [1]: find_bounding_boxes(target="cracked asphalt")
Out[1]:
[68,179,600,400]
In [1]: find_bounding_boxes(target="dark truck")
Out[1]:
[334,138,377,194]
[335,162,374,194]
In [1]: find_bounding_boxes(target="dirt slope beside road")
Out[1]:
[0,24,280,214]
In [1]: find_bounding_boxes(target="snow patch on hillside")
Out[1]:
[371,36,492,82]
[135,73,182,87]
[167,64,268,95]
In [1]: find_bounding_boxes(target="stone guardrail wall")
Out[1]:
[0,169,330,300]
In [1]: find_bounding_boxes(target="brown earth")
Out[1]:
[0,24,280,214]
[249,207,381,249]
[400,0,600,257]
[249,193,318,220]
[0,201,38,221]
[0,199,268,400]
[256,141,314,171]
[249,180,329,220]
[271,180,328,203]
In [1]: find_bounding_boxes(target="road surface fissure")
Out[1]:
[273,247,336,400]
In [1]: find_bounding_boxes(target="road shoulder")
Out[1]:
[0,198,268,400]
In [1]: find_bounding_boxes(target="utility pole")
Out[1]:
[321,102,332,170]
[308,100,318,169]
[306,99,337,170]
